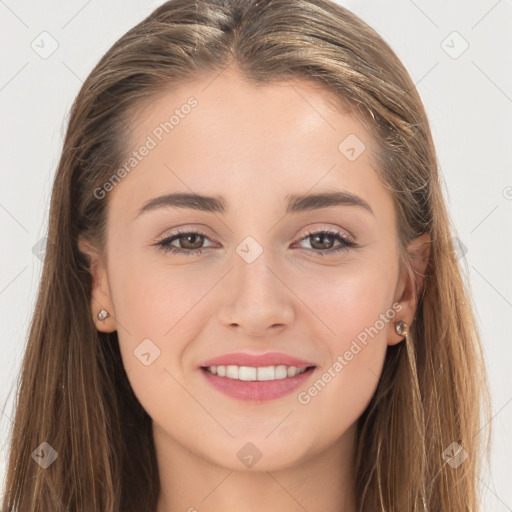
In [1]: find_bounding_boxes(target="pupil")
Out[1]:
[184,234,202,249]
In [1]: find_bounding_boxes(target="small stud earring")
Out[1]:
[97,309,110,321]
[395,320,408,338]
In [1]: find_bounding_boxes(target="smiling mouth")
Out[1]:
[201,364,316,381]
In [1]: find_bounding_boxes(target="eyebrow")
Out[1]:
[136,190,374,217]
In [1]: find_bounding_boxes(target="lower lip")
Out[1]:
[200,367,316,402]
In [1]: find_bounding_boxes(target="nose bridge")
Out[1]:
[218,233,294,333]
[234,234,282,301]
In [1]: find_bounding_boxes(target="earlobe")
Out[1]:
[78,236,116,333]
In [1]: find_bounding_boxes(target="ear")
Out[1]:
[388,233,431,346]
[78,236,116,333]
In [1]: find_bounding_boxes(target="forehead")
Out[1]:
[110,70,391,221]
[129,70,365,151]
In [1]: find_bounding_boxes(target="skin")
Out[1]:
[80,67,430,512]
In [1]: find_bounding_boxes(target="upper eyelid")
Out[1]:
[158,227,217,244]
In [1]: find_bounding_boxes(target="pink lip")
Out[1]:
[199,351,315,370]
[198,351,317,402]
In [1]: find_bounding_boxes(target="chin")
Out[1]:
[198,434,315,473]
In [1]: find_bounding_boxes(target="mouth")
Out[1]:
[198,352,317,401]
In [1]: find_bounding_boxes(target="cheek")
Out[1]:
[108,244,208,334]
[293,261,396,408]
[106,249,217,392]
[296,257,397,347]
[107,256,200,422]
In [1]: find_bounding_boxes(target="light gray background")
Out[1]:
[1,0,511,509]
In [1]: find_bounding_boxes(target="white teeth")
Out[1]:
[239,366,257,381]
[205,364,307,381]
[226,365,238,379]
[275,365,288,379]
[257,366,275,381]
[287,366,298,377]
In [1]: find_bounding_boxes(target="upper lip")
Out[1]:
[199,352,316,370]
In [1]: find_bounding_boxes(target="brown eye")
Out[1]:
[309,232,337,250]
[175,233,205,250]
[154,227,357,257]
[296,229,357,256]
[155,229,216,256]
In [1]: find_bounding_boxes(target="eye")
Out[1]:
[154,227,357,257]
[294,228,357,256]
[155,228,216,256]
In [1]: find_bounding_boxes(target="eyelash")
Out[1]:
[154,227,357,257]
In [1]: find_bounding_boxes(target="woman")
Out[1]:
[2,0,490,510]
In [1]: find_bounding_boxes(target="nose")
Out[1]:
[217,248,294,337]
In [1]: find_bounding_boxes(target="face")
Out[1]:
[83,69,429,473]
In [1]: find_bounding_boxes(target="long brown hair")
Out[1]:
[2,0,490,510]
